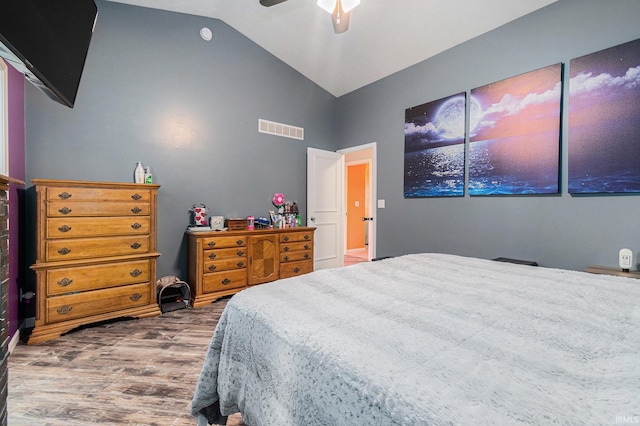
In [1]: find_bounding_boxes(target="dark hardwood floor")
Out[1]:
[8,298,245,425]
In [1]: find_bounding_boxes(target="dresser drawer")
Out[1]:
[280,241,313,253]
[280,232,313,243]
[203,247,246,261]
[46,282,150,324]
[46,260,151,296]
[46,216,150,239]
[203,257,247,274]
[201,235,246,250]
[45,235,150,262]
[46,186,152,202]
[47,201,150,217]
[202,269,246,293]
[280,261,313,279]
[280,250,312,263]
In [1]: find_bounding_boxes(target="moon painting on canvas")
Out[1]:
[568,37,640,194]
[468,64,562,195]
[404,93,468,197]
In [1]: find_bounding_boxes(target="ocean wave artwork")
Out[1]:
[404,93,467,197]
[469,64,562,196]
[568,37,640,194]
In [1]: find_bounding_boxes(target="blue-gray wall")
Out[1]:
[336,0,640,271]
[24,0,640,281]
[24,1,337,279]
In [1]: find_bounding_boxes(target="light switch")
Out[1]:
[355,201,360,207]
[377,199,385,208]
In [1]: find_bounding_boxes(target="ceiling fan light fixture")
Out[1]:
[317,0,336,14]
[341,0,360,13]
[317,0,360,14]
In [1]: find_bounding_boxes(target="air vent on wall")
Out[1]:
[258,119,304,140]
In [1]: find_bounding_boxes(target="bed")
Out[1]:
[191,253,640,425]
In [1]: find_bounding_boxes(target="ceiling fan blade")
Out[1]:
[331,2,350,34]
[259,0,288,6]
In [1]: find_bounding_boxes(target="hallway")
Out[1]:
[344,247,368,266]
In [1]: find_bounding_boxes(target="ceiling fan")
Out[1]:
[259,0,361,34]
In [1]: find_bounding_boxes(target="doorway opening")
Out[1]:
[307,143,376,270]
[345,162,369,266]
[340,143,376,266]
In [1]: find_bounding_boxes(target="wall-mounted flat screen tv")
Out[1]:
[0,0,98,108]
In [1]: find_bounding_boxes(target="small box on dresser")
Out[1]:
[187,227,315,307]
[29,179,162,344]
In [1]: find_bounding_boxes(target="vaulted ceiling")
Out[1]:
[106,0,558,97]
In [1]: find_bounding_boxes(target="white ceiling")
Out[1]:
[105,0,558,97]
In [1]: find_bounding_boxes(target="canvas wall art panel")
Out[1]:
[468,64,562,195]
[568,38,640,194]
[404,93,466,197]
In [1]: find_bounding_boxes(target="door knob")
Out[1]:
[362,217,374,221]
[309,216,316,222]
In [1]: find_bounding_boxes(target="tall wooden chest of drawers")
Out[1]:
[29,179,161,344]
[187,227,314,307]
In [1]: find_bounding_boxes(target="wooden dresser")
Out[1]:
[29,179,161,344]
[187,227,315,307]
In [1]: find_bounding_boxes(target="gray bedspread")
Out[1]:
[191,253,640,425]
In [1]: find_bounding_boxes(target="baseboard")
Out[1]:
[8,331,20,354]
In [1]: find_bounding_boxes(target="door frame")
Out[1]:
[339,142,377,261]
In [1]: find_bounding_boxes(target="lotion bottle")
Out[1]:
[134,162,145,183]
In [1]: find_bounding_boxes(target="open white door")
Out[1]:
[307,147,344,270]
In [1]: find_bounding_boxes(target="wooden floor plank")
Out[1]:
[8,298,245,425]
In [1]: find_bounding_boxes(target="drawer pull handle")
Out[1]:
[58,247,71,255]
[304,244,310,250]
[304,234,310,240]
[130,293,142,301]
[58,225,72,233]
[283,246,290,252]
[284,256,289,262]
[130,269,142,277]
[57,278,73,287]
[208,253,217,259]
[57,305,72,315]
[221,278,231,285]
[208,241,216,248]
[283,236,290,242]
[293,268,300,273]
[236,239,243,246]
[208,265,217,271]
[237,250,244,256]
[131,242,141,250]
[58,192,72,200]
[131,194,142,200]
[131,207,142,214]
[304,253,310,259]
[58,207,72,215]
[131,223,142,230]
[236,261,244,268]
